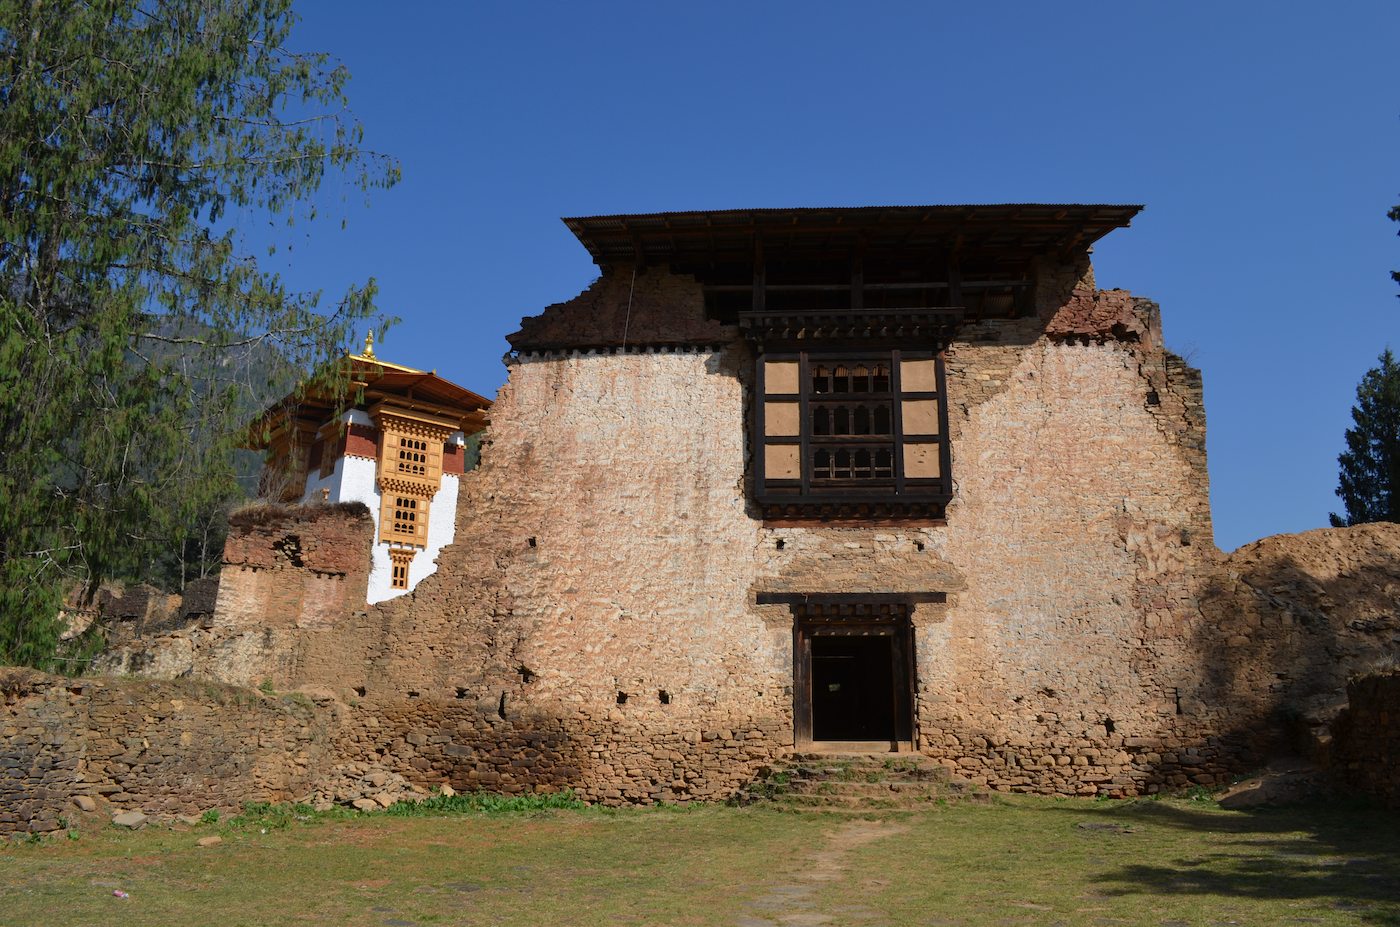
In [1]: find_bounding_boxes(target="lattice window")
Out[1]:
[756,351,949,515]
[390,496,421,538]
[397,437,429,477]
[376,419,448,547]
[378,431,443,491]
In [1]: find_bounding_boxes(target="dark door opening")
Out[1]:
[793,601,915,748]
[811,635,895,741]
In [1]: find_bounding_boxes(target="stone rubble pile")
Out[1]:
[306,762,432,812]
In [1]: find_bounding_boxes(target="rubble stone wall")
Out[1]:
[0,668,336,834]
[93,503,376,685]
[1329,671,1400,807]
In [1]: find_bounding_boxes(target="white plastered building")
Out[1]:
[248,341,491,604]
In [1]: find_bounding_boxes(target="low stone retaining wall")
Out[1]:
[1,668,337,835]
[1329,671,1400,808]
[919,725,1257,797]
[332,698,790,807]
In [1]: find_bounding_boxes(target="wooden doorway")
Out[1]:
[793,602,914,751]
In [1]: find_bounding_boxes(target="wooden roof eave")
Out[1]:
[564,204,1143,267]
[239,356,493,450]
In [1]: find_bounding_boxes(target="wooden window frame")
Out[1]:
[386,495,425,542]
[754,349,952,522]
[387,546,417,590]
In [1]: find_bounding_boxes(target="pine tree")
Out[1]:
[0,1,399,669]
[1330,349,1400,527]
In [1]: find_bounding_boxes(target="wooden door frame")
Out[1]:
[794,618,913,746]
[766,592,943,749]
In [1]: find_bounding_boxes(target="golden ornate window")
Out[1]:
[380,431,442,489]
[372,402,458,548]
[389,496,421,539]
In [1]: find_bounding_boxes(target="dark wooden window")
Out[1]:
[755,350,950,520]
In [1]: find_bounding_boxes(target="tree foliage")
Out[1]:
[0,0,398,669]
[1391,195,1400,295]
[1330,349,1400,528]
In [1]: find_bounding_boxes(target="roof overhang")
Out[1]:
[563,204,1143,267]
[240,357,492,451]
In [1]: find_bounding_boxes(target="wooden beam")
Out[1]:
[702,280,1032,292]
[757,592,947,606]
[1058,224,1085,263]
[851,251,864,311]
[752,233,765,313]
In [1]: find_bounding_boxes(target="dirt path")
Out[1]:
[732,819,906,927]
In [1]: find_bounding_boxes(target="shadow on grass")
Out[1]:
[1045,799,1400,924]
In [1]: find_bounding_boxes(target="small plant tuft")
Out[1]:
[201,809,220,824]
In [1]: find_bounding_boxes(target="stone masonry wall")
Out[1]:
[314,342,792,805]
[94,502,374,686]
[1195,524,1400,752]
[214,502,374,631]
[258,254,1231,801]
[55,255,1400,810]
[1329,671,1400,807]
[1,668,336,834]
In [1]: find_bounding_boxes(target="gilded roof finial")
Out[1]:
[363,329,375,358]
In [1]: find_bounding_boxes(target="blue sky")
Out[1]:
[263,1,1400,552]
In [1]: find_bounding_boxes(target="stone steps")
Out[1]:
[737,751,993,810]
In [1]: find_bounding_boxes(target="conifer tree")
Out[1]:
[1330,349,1400,527]
[0,1,398,669]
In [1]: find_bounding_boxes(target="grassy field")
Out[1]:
[1,795,1396,927]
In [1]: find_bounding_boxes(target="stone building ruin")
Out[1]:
[7,203,1400,829]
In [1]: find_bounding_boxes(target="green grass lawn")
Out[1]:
[1,795,1396,927]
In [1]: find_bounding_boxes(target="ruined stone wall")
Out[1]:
[1,668,336,834]
[64,259,1400,807]
[1195,524,1400,750]
[214,502,374,632]
[507,267,726,350]
[313,341,792,804]
[1329,671,1400,807]
[94,503,375,686]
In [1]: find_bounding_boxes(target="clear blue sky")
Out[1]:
[266,1,1399,553]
